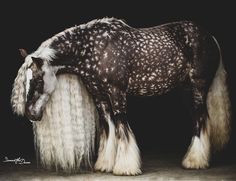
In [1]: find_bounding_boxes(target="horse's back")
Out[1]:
[125,21,219,96]
[126,21,196,96]
[76,19,219,97]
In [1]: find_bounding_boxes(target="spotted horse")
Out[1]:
[12,18,231,175]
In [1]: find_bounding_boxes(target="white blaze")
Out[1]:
[25,68,33,99]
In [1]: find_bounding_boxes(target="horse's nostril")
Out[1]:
[25,102,43,121]
[27,112,43,121]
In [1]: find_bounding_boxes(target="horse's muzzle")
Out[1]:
[25,104,43,121]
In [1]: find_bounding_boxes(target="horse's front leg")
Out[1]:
[94,98,117,172]
[108,89,141,175]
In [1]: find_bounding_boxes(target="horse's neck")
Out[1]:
[52,26,81,58]
[47,26,85,74]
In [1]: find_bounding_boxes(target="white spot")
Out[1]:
[104,52,108,59]
[25,68,32,99]
[103,31,110,38]
[148,76,155,81]
[92,65,96,70]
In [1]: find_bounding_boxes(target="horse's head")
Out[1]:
[21,49,57,121]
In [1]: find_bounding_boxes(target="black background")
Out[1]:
[0,1,235,162]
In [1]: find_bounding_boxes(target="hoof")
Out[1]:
[113,167,142,176]
[182,156,209,169]
[94,161,113,173]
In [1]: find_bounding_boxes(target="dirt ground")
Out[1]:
[1,152,236,181]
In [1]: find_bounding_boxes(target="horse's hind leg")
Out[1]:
[94,99,117,172]
[182,80,210,169]
[108,89,141,175]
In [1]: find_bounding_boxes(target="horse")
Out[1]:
[11,18,231,175]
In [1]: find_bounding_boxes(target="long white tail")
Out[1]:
[206,37,231,151]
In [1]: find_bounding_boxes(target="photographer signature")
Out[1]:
[3,156,31,165]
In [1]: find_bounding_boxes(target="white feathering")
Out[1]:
[94,115,117,172]
[182,129,210,169]
[113,125,141,175]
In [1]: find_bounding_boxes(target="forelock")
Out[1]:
[11,58,31,115]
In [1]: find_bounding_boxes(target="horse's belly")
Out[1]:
[127,80,175,96]
[127,70,187,96]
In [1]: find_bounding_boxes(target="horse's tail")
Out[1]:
[206,36,231,151]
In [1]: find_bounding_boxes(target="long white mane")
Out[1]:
[11,58,98,173]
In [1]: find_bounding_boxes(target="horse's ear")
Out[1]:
[31,57,44,68]
[19,49,28,58]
